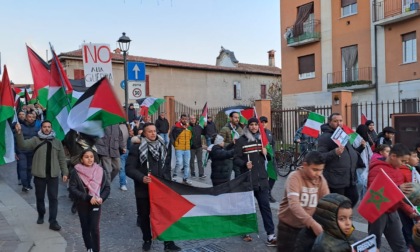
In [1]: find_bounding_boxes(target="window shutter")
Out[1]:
[73,69,84,80]
[341,0,357,7]
[260,85,267,99]
[298,54,315,74]
[402,32,416,42]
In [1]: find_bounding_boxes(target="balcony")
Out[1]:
[373,0,420,25]
[327,67,376,90]
[285,19,321,47]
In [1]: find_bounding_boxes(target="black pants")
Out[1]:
[78,202,101,252]
[34,176,58,223]
[277,220,302,252]
[329,184,359,208]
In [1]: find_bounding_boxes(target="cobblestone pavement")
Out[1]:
[0,160,392,251]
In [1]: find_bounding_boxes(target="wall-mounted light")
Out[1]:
[334,96,340,105]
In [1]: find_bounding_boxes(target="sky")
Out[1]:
[0,0,280,84]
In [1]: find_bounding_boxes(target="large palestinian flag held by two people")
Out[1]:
[0,65,16,165]
[358,169,405,223]
[67,77,126,138]
[149,172,258,241]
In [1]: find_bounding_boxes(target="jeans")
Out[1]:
[17,153,33,188]
[159,133,169,146]
[190,148,203,176]
[206,137,211,147]
[119,152,128,186]
[175,150,190,180]
[34,176,59,223]
[254,187,275,235]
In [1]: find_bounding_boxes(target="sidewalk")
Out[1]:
[0,165,66,252]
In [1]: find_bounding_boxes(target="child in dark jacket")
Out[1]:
[69,149,110,252]
[209,134,235,186]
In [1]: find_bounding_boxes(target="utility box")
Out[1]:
[391,113,420,149]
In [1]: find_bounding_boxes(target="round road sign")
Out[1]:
[132,88,142,98]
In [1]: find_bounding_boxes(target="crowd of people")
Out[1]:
[9,104,420,252]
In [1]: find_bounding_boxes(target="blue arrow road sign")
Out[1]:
[127,61,146,81]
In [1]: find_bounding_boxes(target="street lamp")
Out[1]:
[117,32,131,120]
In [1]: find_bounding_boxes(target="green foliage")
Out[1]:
[327,80,372,89]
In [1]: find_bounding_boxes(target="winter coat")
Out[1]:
[204,121,217,138]
[311,193,357,252]
[367,130,377,146]
[16,133,68,178]
[233,127,271,190]
[95,124,125,158]
[375,132,392,147]
[155,117,169,134]
[170,122,192,151]
[68,167,110,204]
[16,120,40,154]
[219,123,243,146]
[127,107,136,123]
[189,123,204,149]
[210,144,235,184]
[317,124,363,188]
[125,136,172,198]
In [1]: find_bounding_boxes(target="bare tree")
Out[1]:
[267,79,282,109]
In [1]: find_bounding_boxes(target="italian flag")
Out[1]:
[342,125,362,145]
[136,97,165,117]
[67,77,126,138]
[0,66,16,165]
[302,112,325,138]
[149,172,258,241]
[26,45,50,107]
[198,102,207,128]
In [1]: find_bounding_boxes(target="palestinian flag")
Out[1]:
[149,172,258,241]
[26,45,50,106]
[67,77,126,137]
[223,106,254,125]
[198,102,207,128]
[361,113,368,125]
[342,125,362,145]
[24,88,31,105]
[302,112,325,138]
[0,65,16,165]
[136,97,165,117]
[358,169,405,223]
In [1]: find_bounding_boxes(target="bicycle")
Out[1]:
[276,142,316,177]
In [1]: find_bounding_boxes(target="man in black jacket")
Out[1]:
[155,112,170,146]
[126,123,181,252]
[204,115,217,146]
[189,115,206,178]
[317,113,365,207]
[233,117,277,246]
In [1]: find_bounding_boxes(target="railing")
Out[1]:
[327,67,375,89]
[285,19,321,46]
[373,0,420,22]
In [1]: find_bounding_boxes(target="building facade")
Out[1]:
[280,0,420,111]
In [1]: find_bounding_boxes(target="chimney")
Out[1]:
[268,50,276,67]
[114,48,122,54]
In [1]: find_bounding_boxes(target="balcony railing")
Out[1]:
[327,67,375,89]
[373,0,420,25]
[285,19,321,47]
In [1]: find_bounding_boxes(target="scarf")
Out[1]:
[38,130,56,140]
[139,135,167,166]
[230,123,240,140]
[74,163,103,197]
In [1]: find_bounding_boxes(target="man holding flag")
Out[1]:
[233,117,277,246]
[260,116,277,203]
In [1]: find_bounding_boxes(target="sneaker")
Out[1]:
[142,240,152,251]
[49,222,62,231]
[199,174,207,179]
[269,195,276,203]
[28,185,33,190]
[120,185,128,191]
[182,179,193,186]
[172,177,177,182]
[22,187,30,192]
[266,237,277,247]
[191,173,196,177]
[164,241,181,251]
[37,216,44,224]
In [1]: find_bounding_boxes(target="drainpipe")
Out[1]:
[373,0,379,130]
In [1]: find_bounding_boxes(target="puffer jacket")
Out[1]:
[210,144,235,184]
[317,124,363,188]
[170,121,192,150]
[311,193,357,252]
[16,120,40,154]
[233,127,271,190]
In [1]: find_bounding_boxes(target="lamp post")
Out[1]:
[117,32,131,120]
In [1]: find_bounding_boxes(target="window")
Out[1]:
[74,69,84,79]
[402,98,418,113]
[233,82,241,100]
[260,85,267,99]
[298,54,315,80]
[341,45,358,82]
[294,3,314,37]
[341,0,357,17]
[402,32,417,64]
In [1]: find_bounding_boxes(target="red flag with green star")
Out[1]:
[358,169,405,223]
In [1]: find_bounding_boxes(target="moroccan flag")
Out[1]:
[342,125,362,145]
[26,45,50,106]
[358,169,405,223]
[302,112,325,138]
[67,77,126,138]
[0,65,16,165]
[46,48,71,141]
[198,102,208,128]
[149,172,258,241]
[136,97,165,117]
[361,113,368,125]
